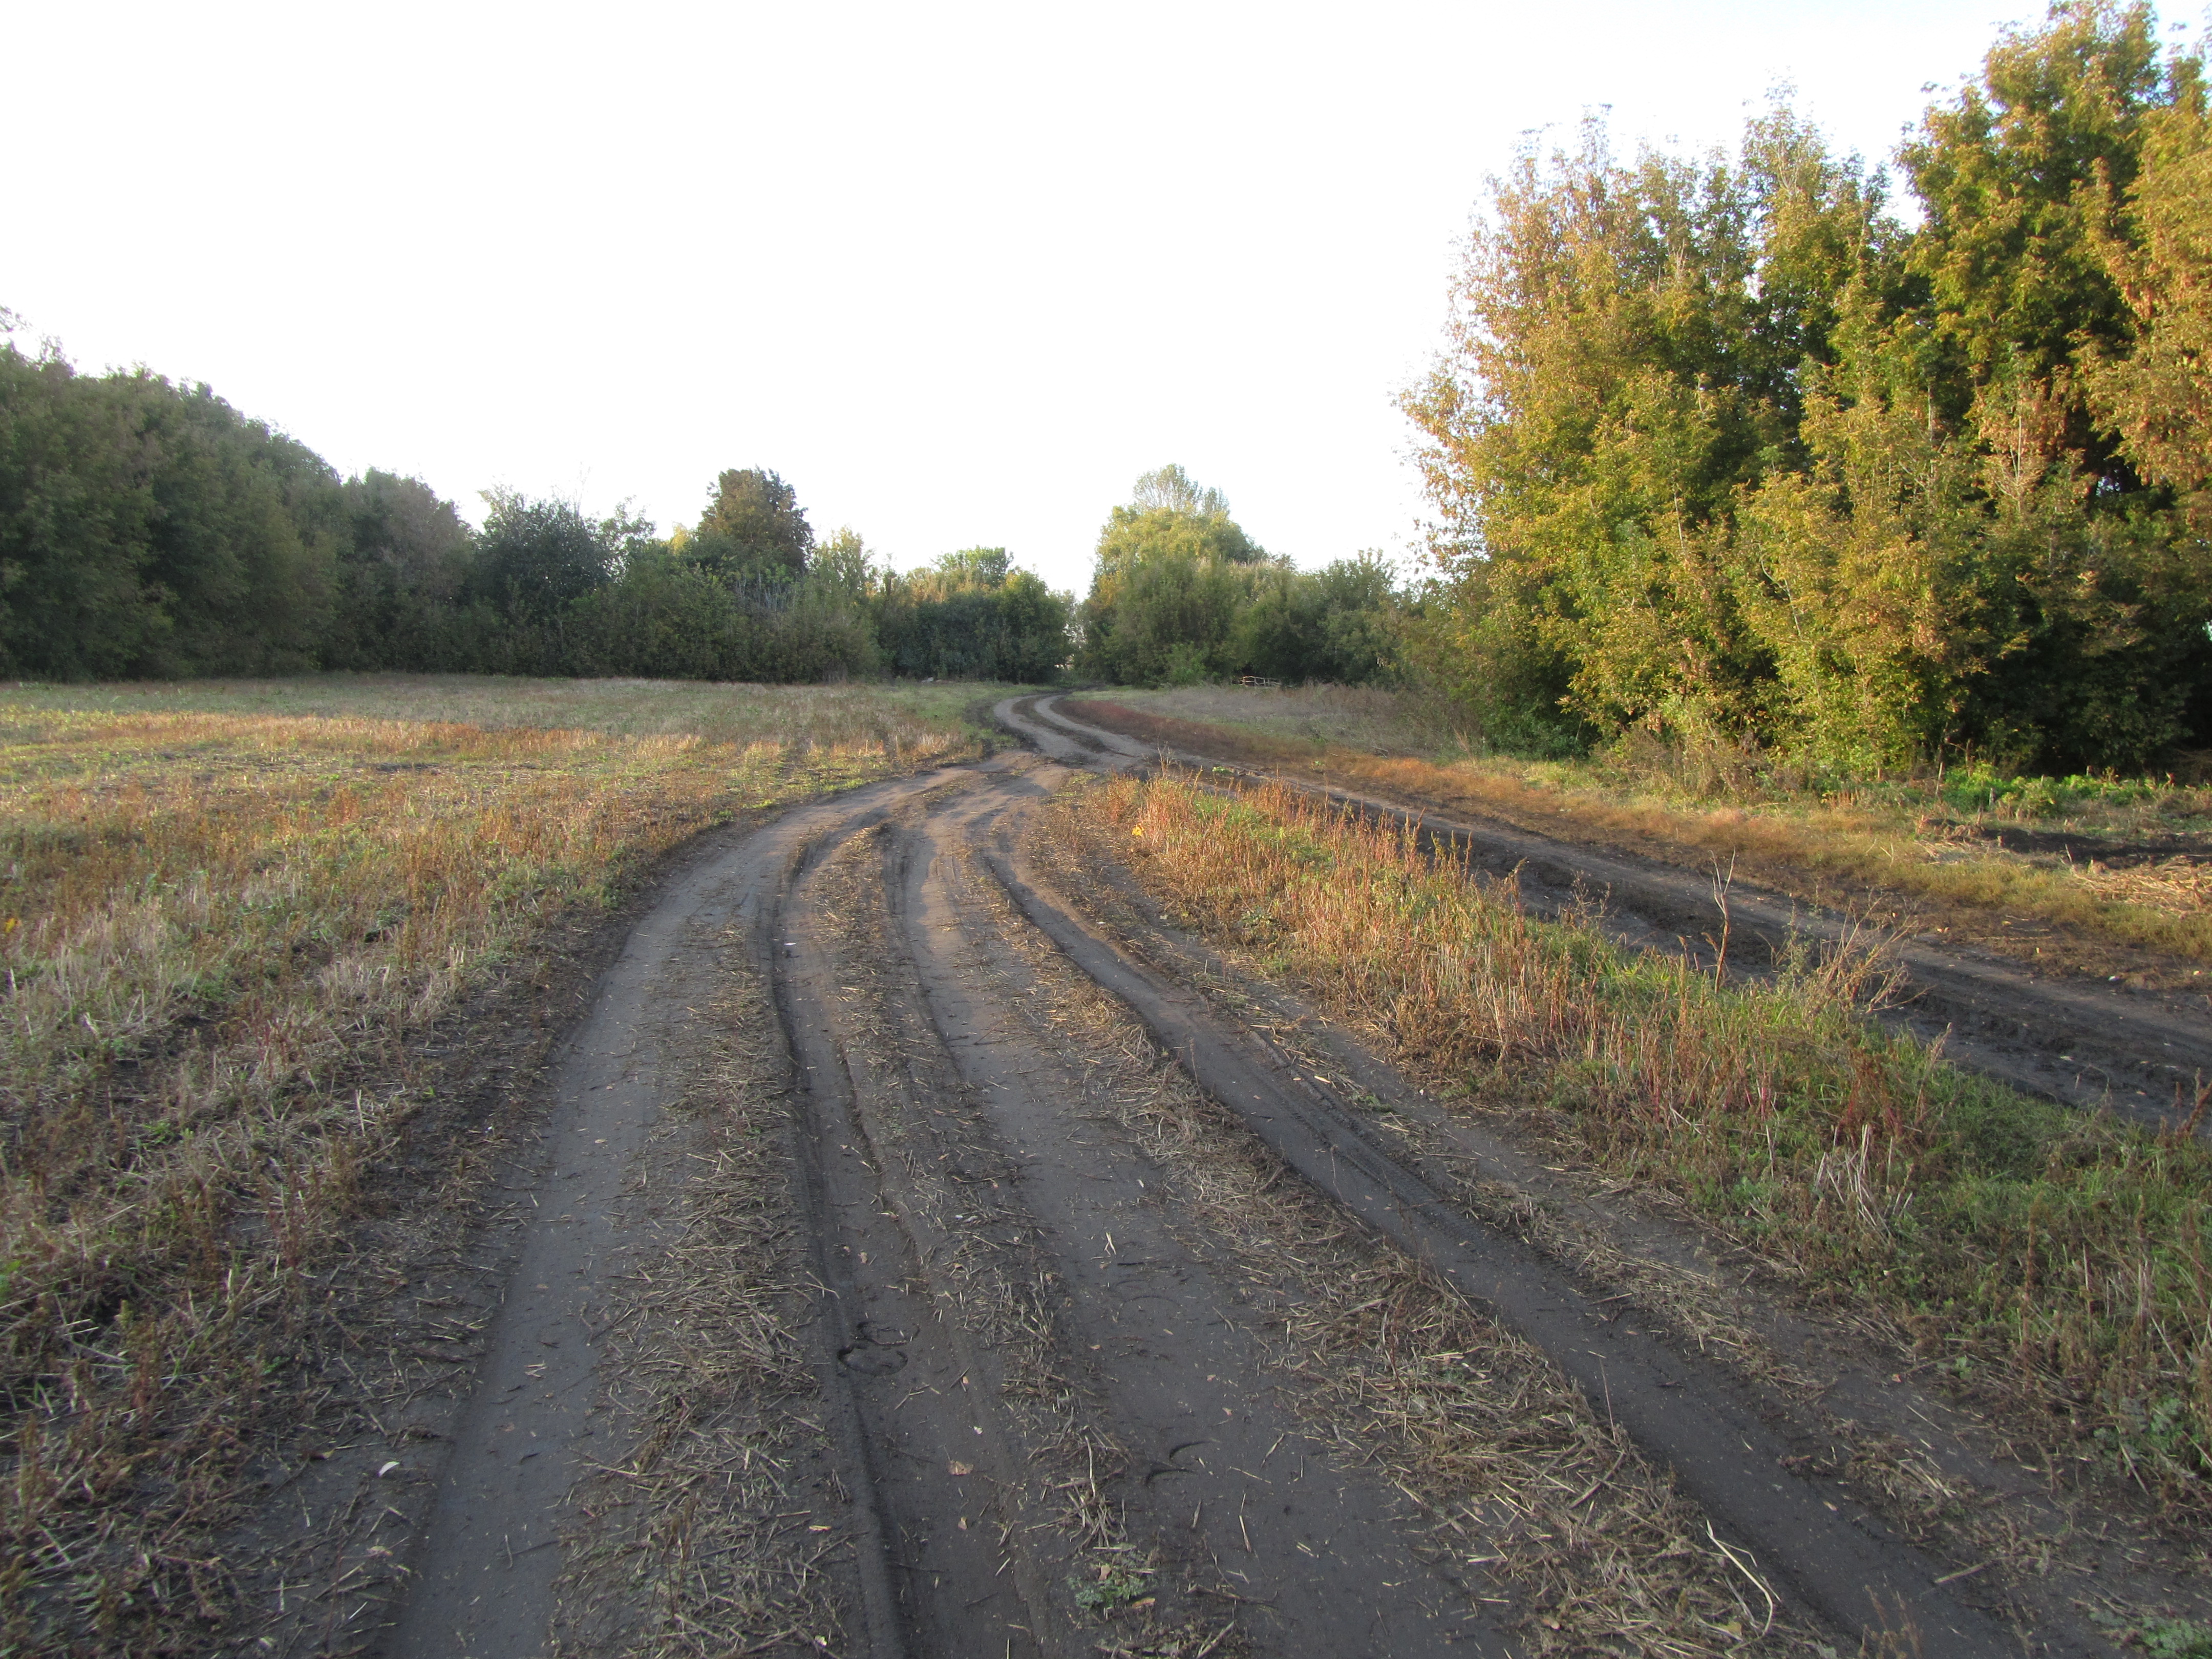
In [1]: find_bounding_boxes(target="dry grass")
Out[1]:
[1073,770,2212,1519]
[1073,686,2212,969]
[553,966,850,1658]
[1,671,1010,751]
[0,678,980,1652]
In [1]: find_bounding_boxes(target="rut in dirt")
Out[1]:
[771,765,1488,1656]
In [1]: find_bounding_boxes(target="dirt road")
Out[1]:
[341,708,2209,1657]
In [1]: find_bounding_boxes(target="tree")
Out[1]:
[1079,466,1272,682]
[1901,0,2168,465]
[689,467,814,581]
[1401,5,2212,772]
[1130,464,1231,519]
[2086,50,2212,527]
[871,546,1071,681]
[472,492,614,622]
[322,470,476,669]
[0,341,166,677]
[809,526,877,609]
[933,545,1011,587]
[1399,108,1888,748]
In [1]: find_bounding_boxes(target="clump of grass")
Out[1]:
[1073,689,2212,966]
[1086,771,2212,1512]
[0,689,974,1651]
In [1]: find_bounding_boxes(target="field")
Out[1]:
[11,673,2212,1658]
[1073,684,2212,976]
[0,673,1006,1651]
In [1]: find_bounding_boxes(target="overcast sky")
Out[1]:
[11,1,2185,596]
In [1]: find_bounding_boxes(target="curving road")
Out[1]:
[359,704,2162,1657]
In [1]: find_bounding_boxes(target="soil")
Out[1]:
[221,696,2212,1657]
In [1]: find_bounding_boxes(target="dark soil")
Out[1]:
[1965,824,2212,865]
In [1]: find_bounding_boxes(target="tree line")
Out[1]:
[1402,0,2212,774]
[0,324,1071,685]
[0,315,1405,694]
[24,0,2201,777]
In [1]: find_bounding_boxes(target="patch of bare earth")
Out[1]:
[185,727,2206,1659]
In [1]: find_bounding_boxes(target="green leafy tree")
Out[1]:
[688,467,814,582]
[1079,466,1270,682]
[472,491,615,622]
[0,337,167,676]
[1230,553,1402,685]
[1900,0,2167,467]
[323,470,476,669]
[1400,109,1888,748]
[1404,3,2212,771]
[2086,53,2212,527]
[873,546,1071,680]
[0,330,344,678]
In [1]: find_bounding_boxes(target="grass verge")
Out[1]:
[0,675,991,1651]
[1070,687,2212,972]
[1075,769,2212,1518]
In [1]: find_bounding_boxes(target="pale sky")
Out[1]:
[10,1,2184,597]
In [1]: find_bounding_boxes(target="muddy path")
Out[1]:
[347,724,2212,1657]
[1010,692,2212,1134]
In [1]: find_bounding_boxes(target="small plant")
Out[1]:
[2096,1611,2212,1657]
[1070,1560,1154,1614]
[2138,1617,2212,1658]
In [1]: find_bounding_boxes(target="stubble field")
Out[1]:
[0,673,1002,1652]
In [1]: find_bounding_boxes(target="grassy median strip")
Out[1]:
[1073,687,2212,970]
[0,678,983,1647]
[1082,770,2212,1511]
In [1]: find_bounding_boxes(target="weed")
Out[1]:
[2137,1616,2212,1657]
[1071,1562,1154,1615]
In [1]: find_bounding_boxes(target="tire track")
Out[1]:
[379,735,2137,1656]
[963,753,2018,1654]
[886,772,1493,1656]
[380,768,962,1659]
